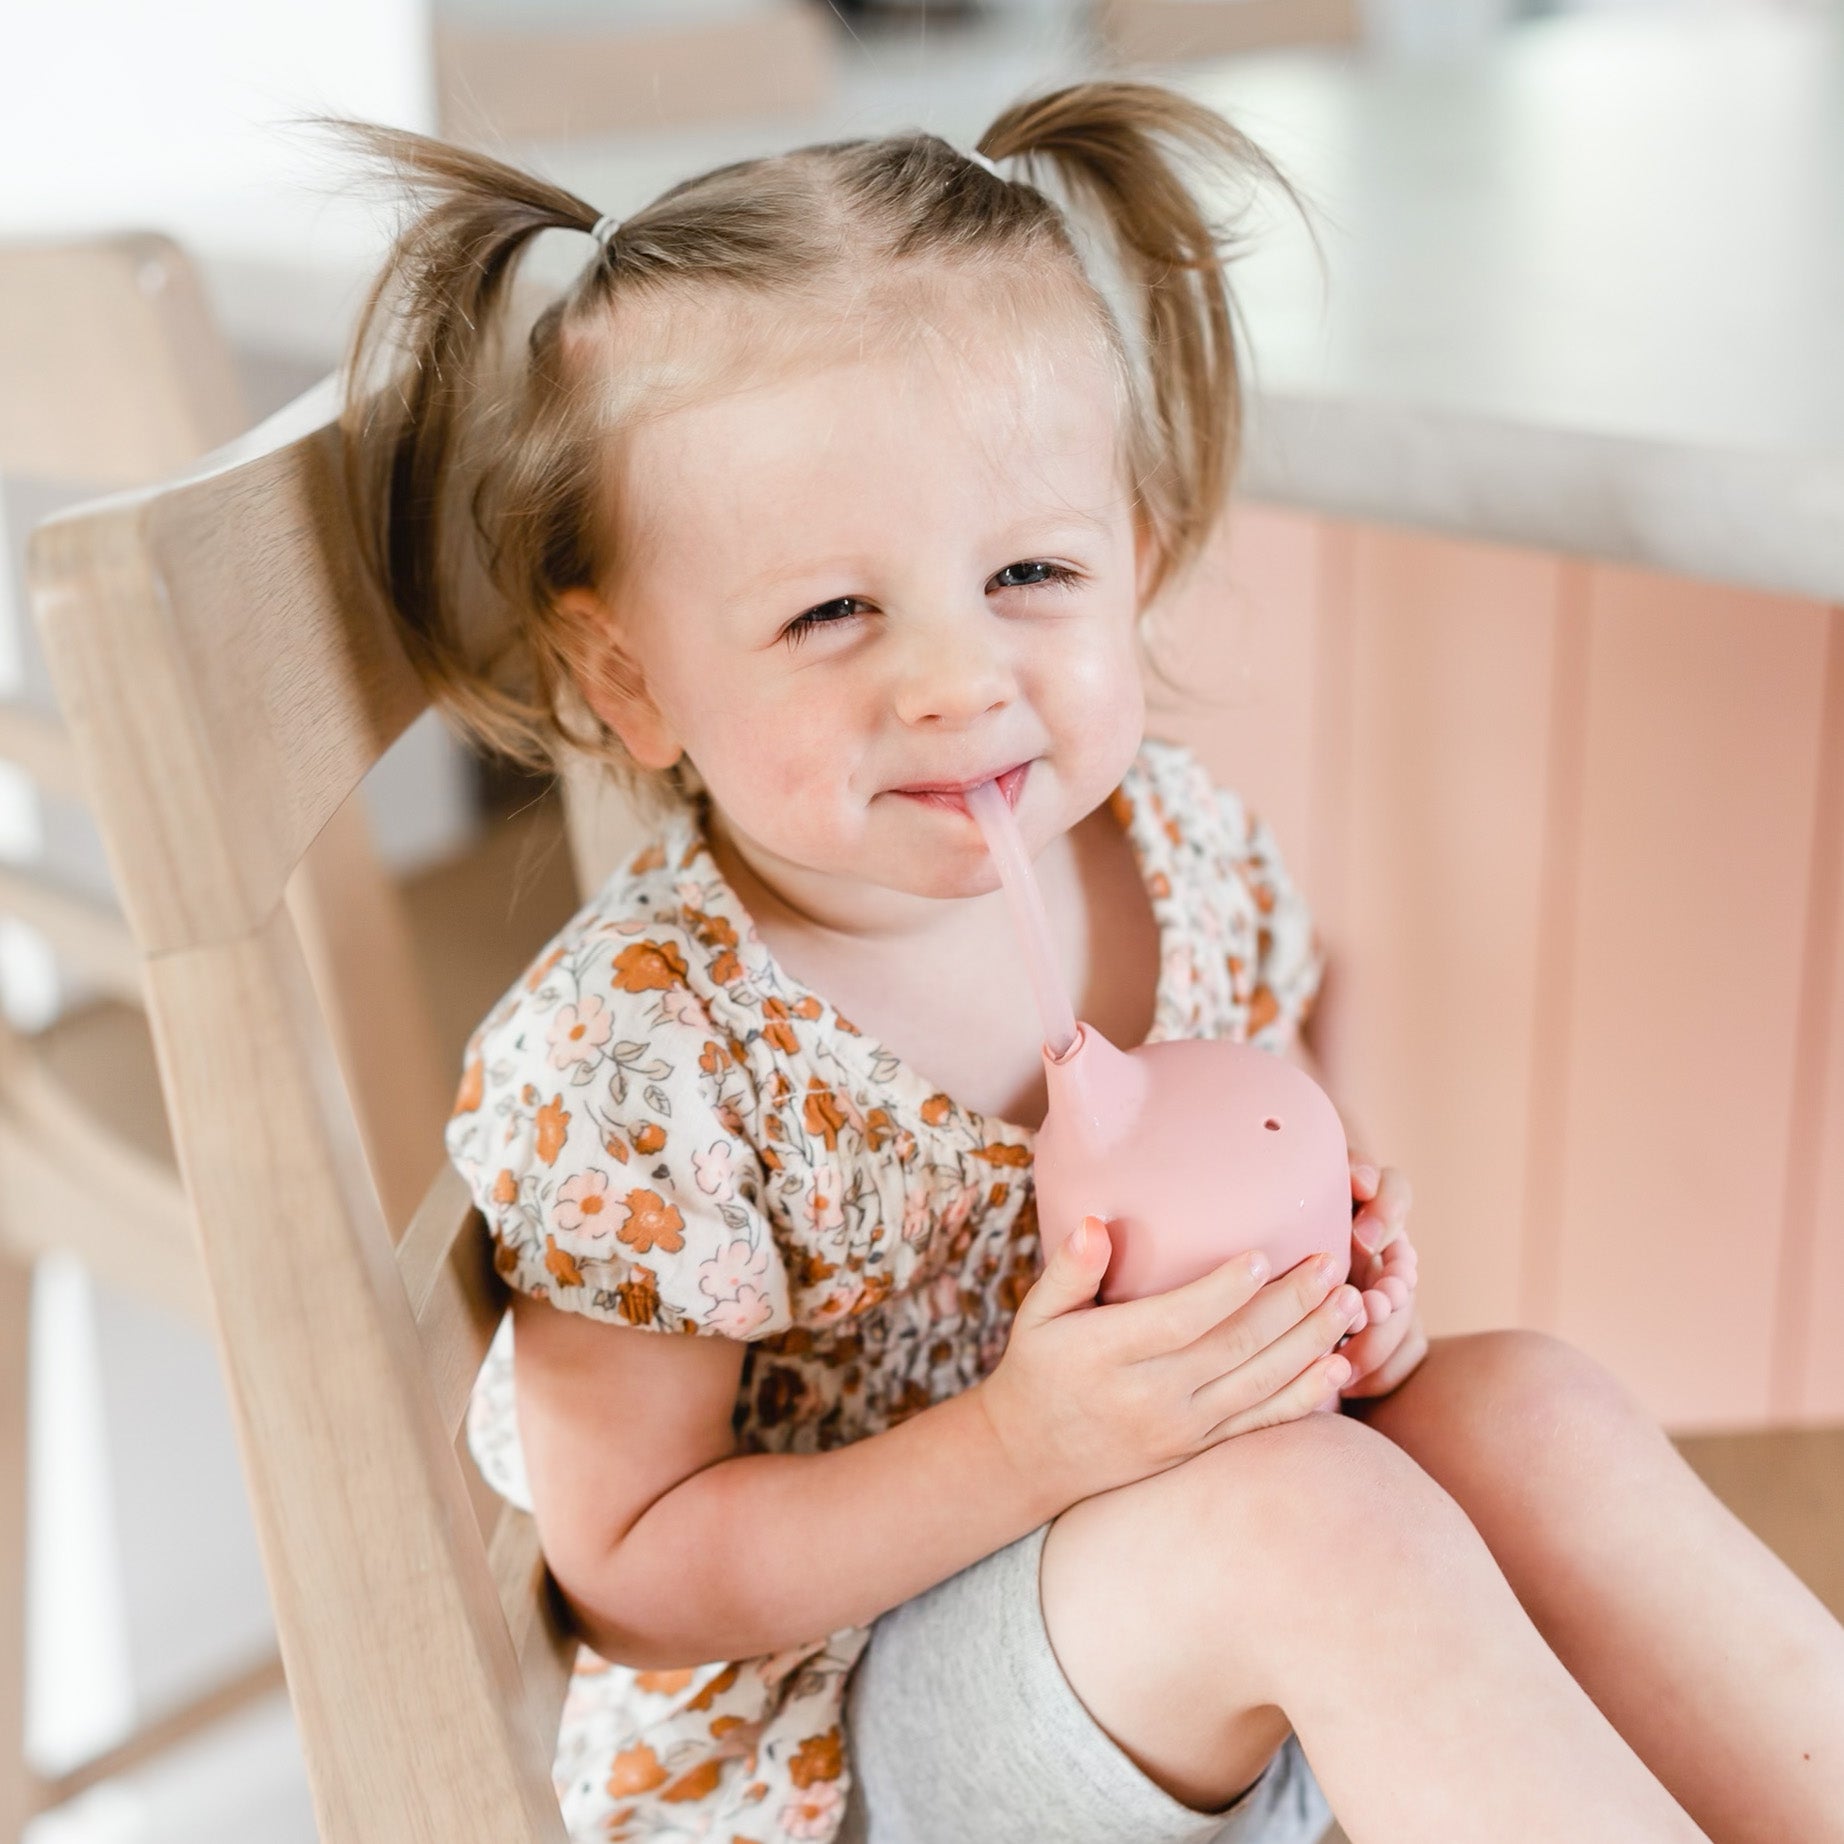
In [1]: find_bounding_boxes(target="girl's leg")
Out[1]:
[1040,1409,1707,1842]
[1347,1330,1844,1844]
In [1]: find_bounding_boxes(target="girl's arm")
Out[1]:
[509,1289,1056,1670]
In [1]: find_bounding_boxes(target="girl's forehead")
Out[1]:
[603,274,1130,567]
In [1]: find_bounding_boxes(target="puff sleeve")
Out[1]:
[1217,789,1326,1052]
[445,921,792,1342]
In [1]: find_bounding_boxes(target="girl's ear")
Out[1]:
[554,587,684,771]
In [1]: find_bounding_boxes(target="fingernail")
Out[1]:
[1354,1164,1379,1190]
[1247,1250,1270,1284]
[1071,1217,1092,1256]
[1314,1253,1340,1284]
[1352,1219,1378,1253]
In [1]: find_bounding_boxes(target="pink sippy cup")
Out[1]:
[964,777,1354,1306]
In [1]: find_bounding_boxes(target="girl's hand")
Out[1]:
[1336,1157,1428,1401]
[977,1214,1367,1513]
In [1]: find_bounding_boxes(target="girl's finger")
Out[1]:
[1376,1165,1412,1225]
[1377,1274,1412,1312]
[1354,1169,1413,1253]
[1348,1159,1379,1204]
[1330,1315,1400,1386]
[1360,1286,1392,1324]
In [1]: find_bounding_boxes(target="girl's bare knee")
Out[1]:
[1174,1410,1477,1619]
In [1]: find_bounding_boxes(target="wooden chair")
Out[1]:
[0,237,456,1835]
[28,384,577,1836]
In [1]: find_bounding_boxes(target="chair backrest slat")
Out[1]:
[399,1162,507,1440]
[487,1497,574,1754]
[30,415,425,958]
[29,390,573,1843]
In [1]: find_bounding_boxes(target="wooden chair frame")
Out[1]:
[28,388,575,1841]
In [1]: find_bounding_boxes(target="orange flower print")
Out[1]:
[710,948,743,985]
[849,1271,894,1316]
[862,1107,893,1151]
[616,1266,659,1327]
[633,1667,695,1697]
[685,1662,741,1712]
[699,1039,729,1077]
[791,995,823,1021]
[452,1057,483,1118]
[491,1168,517,1205]
[617,1188,686,1256]
[534,1094,570,1165]
[660,1758,724,1802]
[612,939,690,993]
[919,1093,952,1126]
[976,1141,1030,1168]
[547,994,613,1071]
[683,905,738,952]
[631,1121,667,1156]
[787,1727,843,1788]
[543,1236,584,1288]
[626,842,666,876]
[762,998,799,1056]
[803,1082,847,1151]
[1248,983,1280,1034]
[607,1744,670,1798]
[554,1169,614,1250]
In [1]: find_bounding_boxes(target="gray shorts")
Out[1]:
[837,1521,1335,1844]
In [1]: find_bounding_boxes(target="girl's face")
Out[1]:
[572,277,1149,913]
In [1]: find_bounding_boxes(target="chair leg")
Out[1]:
[0,1252,33,1844]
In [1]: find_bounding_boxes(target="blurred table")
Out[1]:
[1190,8,1844,602]
[200,7,1844,602]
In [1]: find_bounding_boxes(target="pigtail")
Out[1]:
[980,84,1308,602]
[332,122,606,767]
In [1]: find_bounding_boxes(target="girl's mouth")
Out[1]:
[891,759,1031,815]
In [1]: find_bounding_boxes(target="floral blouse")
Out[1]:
[449,736,1325,1844]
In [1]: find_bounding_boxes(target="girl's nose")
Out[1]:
[890,611,1018,728]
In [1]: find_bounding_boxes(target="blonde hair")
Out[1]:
[336,82,1303,805]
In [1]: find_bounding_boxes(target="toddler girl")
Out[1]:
[340,81,1844,1844]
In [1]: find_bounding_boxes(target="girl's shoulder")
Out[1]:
[457,801,748,1072]
[1122,733,1278,870]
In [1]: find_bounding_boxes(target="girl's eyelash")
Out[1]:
[781,561,1080,648]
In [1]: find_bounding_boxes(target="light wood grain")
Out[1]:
[1,236,489,1830]
[28,382,576,1840]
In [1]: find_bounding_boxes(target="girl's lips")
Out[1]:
[893,759,1031,814]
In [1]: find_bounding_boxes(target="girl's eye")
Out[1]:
[989,560,1077,592]
[782,597,866,648]
[778,560,1076,649]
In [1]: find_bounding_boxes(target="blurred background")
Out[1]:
[4,0,1841,1838]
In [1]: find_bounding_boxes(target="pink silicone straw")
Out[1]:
[964,778,1080,1060]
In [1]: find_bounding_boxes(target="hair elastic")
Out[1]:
[965,148,1003,179]
[590,212,622,251]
